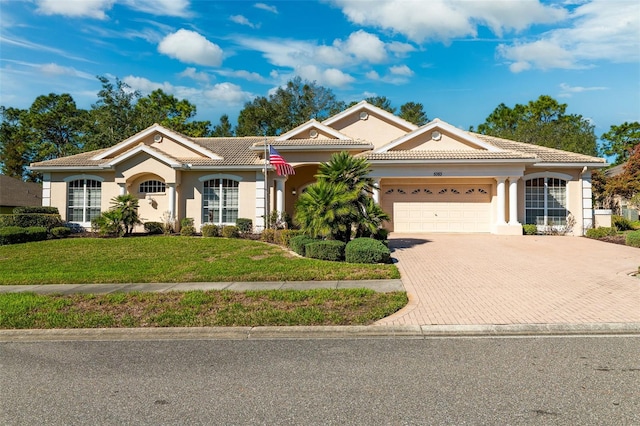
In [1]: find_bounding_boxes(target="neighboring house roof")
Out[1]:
[604,163,625,177]
[0,175,42,207]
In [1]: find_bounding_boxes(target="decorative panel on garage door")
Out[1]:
[383,184,491,233]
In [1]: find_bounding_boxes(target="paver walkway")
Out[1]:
[376,234,640,326]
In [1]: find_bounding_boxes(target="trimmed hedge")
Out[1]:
[222,225,239,238]
[201,224,220,237]
[260,228,276,243]
[236,218,253,234]
[523,224,537,235]
[345,238,391,264]
[13,206,59,214]
[50,226,71,239]
[289,235,318,256]
[0,226,48,245]
[0,213,63,230]
[585,227,617,239]
[144,222,164,234]
[306,240,346,261]
[180,225,196,236]
[626,230,640,248]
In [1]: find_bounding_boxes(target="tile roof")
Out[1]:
[362,150,536,161]
[472,133,605,163]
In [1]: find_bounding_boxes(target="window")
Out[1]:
[525,177,567,225]
[139,180,166,194]
[68,179,101,223]
[203,178,239,224]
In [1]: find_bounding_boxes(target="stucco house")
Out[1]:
[29,101,606,235]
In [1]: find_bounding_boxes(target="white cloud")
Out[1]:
[123,0,191,17]
[343,30,387,63]
[296,65,355,87]
[204,83,254,105]
[35,0,115,19]
[254,3,278,14]
[178,67,210,83]
[498,0,640,71]
[216,69,268,83]
[230,15,258,28]
[389,65,413,76]
[329,0,566,43]
[122,75,173,93]
[558,82,607,97]
[158,29,224,67]
[366,70,380,80]
[39,63,94,79]
[387,41,417,57]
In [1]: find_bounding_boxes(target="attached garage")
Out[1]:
[382,183,492,233]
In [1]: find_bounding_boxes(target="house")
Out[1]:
[29,101,606,235]
[0,175,43,214]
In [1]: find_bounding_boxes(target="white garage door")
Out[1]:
[384,184,491,233]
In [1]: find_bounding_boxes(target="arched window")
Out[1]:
[525,177,567,225]
[139,180,166,194]
[67,179,101,223]
[203,178,239,224]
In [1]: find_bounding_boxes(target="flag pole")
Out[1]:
[263,132,268,231]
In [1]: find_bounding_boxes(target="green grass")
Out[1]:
[0,289,408,328]
[0,236,399,285]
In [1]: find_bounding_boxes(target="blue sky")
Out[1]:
[1,0,639,146]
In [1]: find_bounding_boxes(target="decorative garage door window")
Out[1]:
[203,178,239,224]
[139,180,166,194]
[67,179,101,222]
[525,177,567,225]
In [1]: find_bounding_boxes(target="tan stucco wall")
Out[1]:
[329,114,409,150]
[48,172,117,223]
[401,130,484,151]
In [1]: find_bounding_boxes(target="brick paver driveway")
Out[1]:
[377,234,640,326]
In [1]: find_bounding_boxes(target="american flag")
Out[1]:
[269,146,295,176]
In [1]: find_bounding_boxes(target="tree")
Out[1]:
[0,107,30,179]
[363,96,395,114]
[236,77,344,136]
[211,114,234,137]
[601,122,640,165]
[134,89,211,137]
[399,102,428,126]
[83,76,141,150]
[475,95,598,156]
[109,194,142,235]
[607,144,640,205]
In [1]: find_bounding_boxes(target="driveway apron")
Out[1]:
[377,234,640,326]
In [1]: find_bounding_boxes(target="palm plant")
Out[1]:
[294,180,357,240]
[355,197,391,238]
[110,194,142,235]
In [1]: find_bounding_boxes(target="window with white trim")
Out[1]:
[67,179,101,222]
[203,178,239,224]
[139,180,166,194]
[525,177,567,226]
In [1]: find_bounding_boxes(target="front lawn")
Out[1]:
[0,289,408,328]
[0,236,399,285]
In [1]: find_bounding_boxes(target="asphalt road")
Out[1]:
[2,336,639,425]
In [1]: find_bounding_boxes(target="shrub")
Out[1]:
[289,235,317,256]
[0,213,63,230]
[143,222,163,234]
[612,215,634,231]
[523,224,537,235]
[201,224,220,237]
[276,229,303,246]
[236,218,253,234]
[25,226,47,242]
[585,227,617,239]
[13,206,59,214]
[180,225,196,236]
[626,230,640,248]
[345,238,391,264]
[180,217,194,228]
[260,228,276,243]
[305,240,346,261]
[50,226,71,239]
[0,226,27,245]
[91,211,124,237]
[221,225,239,238]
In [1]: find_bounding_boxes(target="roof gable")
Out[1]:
[91,124,222,161]
[105,144,182,168]
[275,119,351,141]
[322,101,418,132]
[375,119,500,153]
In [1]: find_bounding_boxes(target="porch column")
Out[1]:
[496,177,507,225]
[372,179,380,204]
[167,183,176,220]
[508,177,520,225]
[275,178,285,214]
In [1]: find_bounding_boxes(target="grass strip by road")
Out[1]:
[0,237,399,285]
[0,289,408,329]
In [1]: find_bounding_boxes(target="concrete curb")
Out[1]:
[2,323,639,342]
